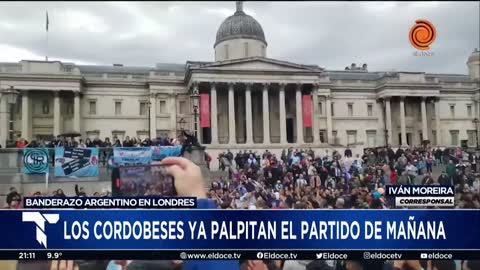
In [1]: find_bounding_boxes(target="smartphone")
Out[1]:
[112,164,176,197]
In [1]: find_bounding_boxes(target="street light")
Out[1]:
[146,100,152,139]
[190,90,200,139]
[2,86,19,146]
[178,117,186,131]
[473,118,479,149]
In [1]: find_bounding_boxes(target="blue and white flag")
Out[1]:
[54,147,99,177]
[23,148,49,174]
[113,147,152,166]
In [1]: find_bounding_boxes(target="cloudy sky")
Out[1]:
[0,1,478,74]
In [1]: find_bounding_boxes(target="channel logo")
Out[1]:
[22,212,59,248]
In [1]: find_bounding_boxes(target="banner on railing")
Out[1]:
[200,93,210,128]
[22,148,49,174]
[112,147,152,166]
[54,147,99,177]
[151,145,182,161]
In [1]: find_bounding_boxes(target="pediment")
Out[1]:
[198,57,321,73]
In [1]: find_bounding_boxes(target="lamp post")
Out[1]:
[2,86,19,147]
[190,91,200,139]
[178,117,186,131]
[146,100,152,139]
[473,118,479,149]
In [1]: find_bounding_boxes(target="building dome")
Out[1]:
[214,2,267,47]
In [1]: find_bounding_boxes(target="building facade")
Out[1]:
[1,2,480,164]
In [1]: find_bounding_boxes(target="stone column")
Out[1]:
[53,92,62,136]
[228,83,236,144]
[73,92,81,133]
[325,96,333,144]
[295,84,304,144]
[278,83,287,144]
[312,86,319,143]
[149,93,157,139]
[435,97,441,145]
[262,83,270,144]
[170,93,177,138]
[400,96,408,146]
[385,97,392,145]
[421,97,428,141]
[21,91,31,140]
[0,94,8,147]
[245,83,253,144]
[210,83,218,145]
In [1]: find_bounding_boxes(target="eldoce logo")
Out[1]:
[409,19,436,50]
[22,212,59,248]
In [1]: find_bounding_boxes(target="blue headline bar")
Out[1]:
[2,209,479,250]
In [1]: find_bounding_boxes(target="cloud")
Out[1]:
[0,1,478,74]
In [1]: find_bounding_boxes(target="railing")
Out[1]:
[0,147,117,170]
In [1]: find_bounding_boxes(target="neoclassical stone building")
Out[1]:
[1,2,480,164]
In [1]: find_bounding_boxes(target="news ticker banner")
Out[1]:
[1,210,479,254]
[9,250,480,260]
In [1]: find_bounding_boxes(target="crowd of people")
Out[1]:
[212,146,480,210]
[10,135,179,149]
[3,144,480,270]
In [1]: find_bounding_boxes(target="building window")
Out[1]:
[366,131,376,147]
[179,101,187,114]
[467,104,472,117]
[89,101,96,115]
[331,102,334,116]
[115,101,122,115]
[347,130,357,145]
[347,103,353,116]
[432,131,437,146]
[367,104,373,117]
[332,131,338,144]
[468,130,476,146]
[450,130,459,146]
[450,105,455,117]
[42,100,49,114]
[112,131,125,141]
[319,130,326,143]
[224,44,229,60]
[244,42,249,58]
[139,102,148,116]
[159,100,167,113]
[318,102,323,115]
[261,45,266,57]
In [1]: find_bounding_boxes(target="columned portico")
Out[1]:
[21,91,31,140]
[278,83,287,144]
[295,84,304,144]
[210,83,219,144]
[385,98,392,145]
[325,95,333,144]
[53,91,62,137]
[435,97,441,145]
[399,96,408,147]
[245,83,253,144]
[421,97,428,141]
[228,83,236,144]
[262,83,270,144]
[73,92,81,133]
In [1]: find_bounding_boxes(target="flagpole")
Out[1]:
[45,11,49,61]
